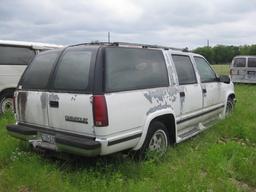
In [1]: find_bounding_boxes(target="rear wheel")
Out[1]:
[0,91,14,114]
[136,121,169,159]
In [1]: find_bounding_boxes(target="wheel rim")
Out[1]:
[1,98,14,113]
[148,130,168,155]
[226,101,233,116]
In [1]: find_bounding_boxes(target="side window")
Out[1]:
[248,58,256,68]
[21,51,59,89]
[194,57,217,83]
[105,48,169,92]
[233,58,246,67]
[0,45,35,65]
[172,55,197,85]
[53,50,93,91]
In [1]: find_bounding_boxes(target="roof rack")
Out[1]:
[112,42,187,51]
[69,41,189,52]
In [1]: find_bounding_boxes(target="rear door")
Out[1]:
[47,46,97,137]
[231,57,247,81]
[171,54,203,129]
[17,50,60,127]
[246,57,256,81]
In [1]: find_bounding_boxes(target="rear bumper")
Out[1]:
[6,124,101,156]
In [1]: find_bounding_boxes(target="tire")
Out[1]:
[0,91,14,114]
[136,121,169,159]
[225,98,234,116]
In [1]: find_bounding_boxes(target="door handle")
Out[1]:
[202,88,207,94]
[49,100,59,108]
[180,91,185,97]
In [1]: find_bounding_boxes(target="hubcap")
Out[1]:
[148,130,168,155]
[1,98,14,113]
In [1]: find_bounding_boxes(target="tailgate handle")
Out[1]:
[202,88,207,94]
[180,91,185,97]
[49,101,59,108]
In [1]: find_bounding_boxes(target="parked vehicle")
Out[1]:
[0,40,63,114]
[7,42,235,158]
[230,55,256,83]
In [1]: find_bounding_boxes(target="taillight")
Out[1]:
[93,95,108,127]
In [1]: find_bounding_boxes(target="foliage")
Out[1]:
[193,44,256,64]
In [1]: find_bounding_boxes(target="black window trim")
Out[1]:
[194,56,218,83]
[172,54,198,86]
[103,46,170,93]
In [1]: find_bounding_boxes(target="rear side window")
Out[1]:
[248,58,256,67]
[21,51,60,89]
[53,50,93,91]
[233,58,246,67]
[105,48,169,92]
[0,45,35,65]
[172,55,197,85]
[194,57,217,82]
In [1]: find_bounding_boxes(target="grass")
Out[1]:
[212,64,230,76]
[0,65,256,192]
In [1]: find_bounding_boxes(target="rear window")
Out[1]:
[52,49,94,91]
[0,45,35,65]
[105,47,169,92]
[233,58,246,67]
[21,50,60,89]
[248,58,256,67]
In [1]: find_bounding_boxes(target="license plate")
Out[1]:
[41,133,55,144]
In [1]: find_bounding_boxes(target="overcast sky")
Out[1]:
[0,0,255,49]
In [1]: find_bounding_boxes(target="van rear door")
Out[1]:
[231,57,247,81]
[17,50,60,127]
[47,46,98,137]
[246,57,256,81]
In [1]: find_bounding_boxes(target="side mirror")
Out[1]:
[219,75,230,84]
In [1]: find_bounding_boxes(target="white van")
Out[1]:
[0,40,62,114]
[230,56,256,83]
[7,42,235,158]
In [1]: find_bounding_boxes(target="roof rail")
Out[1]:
[112,42,186,51]
[69,41,188,52]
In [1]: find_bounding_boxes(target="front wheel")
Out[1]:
[225,98,235,116]
[136,121,169,159]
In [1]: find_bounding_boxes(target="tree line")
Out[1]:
[193,45,256,64]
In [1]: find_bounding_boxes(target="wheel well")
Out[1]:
[152,114,176,144]
[0,88,16,98]
[228,93,235,101]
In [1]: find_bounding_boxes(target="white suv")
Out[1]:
[7,42,235,157]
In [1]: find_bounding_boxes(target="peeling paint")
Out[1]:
[71,95,77,101]
[40,92,47,110]
[144,87,178,115]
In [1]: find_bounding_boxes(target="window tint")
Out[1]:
[105,48,169,92]
[194,57,216,82]
[0,45,35,65]
[22,51,59,89]
[172,55,197,85]
[248,58,256,67]
[233,58,246,67]
[53,50,92,91]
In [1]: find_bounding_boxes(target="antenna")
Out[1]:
[108,32,111,43]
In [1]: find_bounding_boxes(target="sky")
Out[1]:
[0,0,256,49]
